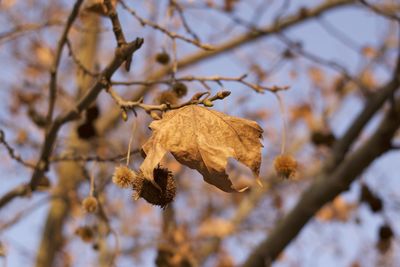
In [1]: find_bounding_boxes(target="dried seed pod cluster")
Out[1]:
[359,184,383,213]
[75,226,95,243]
[156,82,188,106]
[112,165,135,188]
[132,166,176,208]
[112,164,176,208]
[155,51,170,65]
[82,196,98,213]
[157,90,179,105]
[273,154,297,179]
[172,82,188,98]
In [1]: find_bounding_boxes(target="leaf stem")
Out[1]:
[275,93,287,155]
[126,120,137,166]
[89,165,95,197]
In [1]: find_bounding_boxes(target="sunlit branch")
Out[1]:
[112,74,289,93]
[120,0,214,51]
[104,0,132,71]
[107,86,231,114]
[0,38,144,209]
[46,0,85,125]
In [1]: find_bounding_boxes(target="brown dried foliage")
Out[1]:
[140,105,263,192]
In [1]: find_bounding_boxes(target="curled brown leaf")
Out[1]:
[140,105,263,192]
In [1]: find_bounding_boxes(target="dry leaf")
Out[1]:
[316,196,356,222]
[198,218,234,238]
[362,46,377,58]
[140,106,263,192]
[32,42,53,68]
[308,67,325,86]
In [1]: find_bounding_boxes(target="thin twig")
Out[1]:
[66,39,99,77]
[0,38,145,211]
[0,20,62,45]
[317,16,360,52]
[47,0,85,125]
[107,87,231,113]
[126,121,136,166]
[0,130,35,169]
[358,0,400,22]
[50,149,140,163]
[276,33,366,90]
[120,0,214,51]
[170,0,200,41]
[112,74,289,93]
[275,93,287,155]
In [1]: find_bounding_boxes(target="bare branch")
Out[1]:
[124,0,356,104]
[0,129,35,169]
[46,0,85,125]
[241,94,400,267]
[107,87,231,113]
[104,0,132,71]
[170,0,200,41]
[66,39,100,77]
[112,74,289,93]
[0,38,144,209]
[241,36,400,266]
[120,0,214,51]
[358,0,400,22]
[0,184,30,209]
[50,149,140,163]
[0,20,62,45]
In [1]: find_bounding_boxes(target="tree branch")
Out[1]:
[328,29,400,170]
[241,32,400,266]
[124,0,356,102]
[112,74,289,93]
[241,95,400,267]
[104,0,133,71]
[107,87,231,113]
[358,0,400,22]
[0,38,143,209]
[47,0,85,125]
[0,129,35,169]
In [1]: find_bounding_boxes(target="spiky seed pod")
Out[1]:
[157,90,178,105]
[75,226,95,243]
[82,196,98,213]
[273,154,297,179]
[155,52,170,65]
[112,165,135,188]
[311,130,335,147]
[172,82,188,98]
[379,224,393,241]
[132,166,176,208]
[86,105,100,122]
[360,184,383,212]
